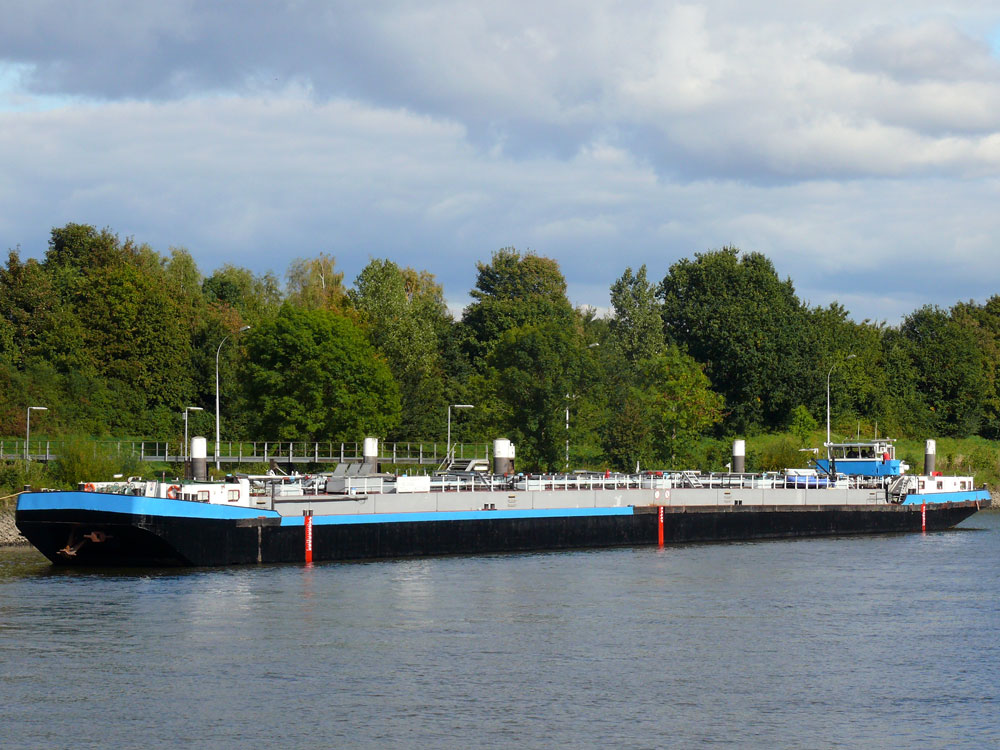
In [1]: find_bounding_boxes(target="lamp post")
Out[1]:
[25,406,47,461]
[826,354,857,451]
[216,325,250,470]
[447,404,474,460]
[183,406,204,461]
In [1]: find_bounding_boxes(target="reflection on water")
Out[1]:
[2,514,998,749]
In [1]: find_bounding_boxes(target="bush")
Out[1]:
[757,437,803,472]
[49,437,149,488]
[790,406,818,446]
[0,460,51,499]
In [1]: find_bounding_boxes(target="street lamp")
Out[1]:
[216,325,250,470]
[447,404,474,460]
[826,354,857,452]
[183,406,204,461]
[25,406,47,461]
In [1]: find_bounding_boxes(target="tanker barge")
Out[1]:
[15,439,989,567]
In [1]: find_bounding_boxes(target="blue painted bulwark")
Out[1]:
[17,491,281,520]
[279,506,635,527]
[900,490,990,505]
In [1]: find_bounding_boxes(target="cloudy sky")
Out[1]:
[2,1,1000,322]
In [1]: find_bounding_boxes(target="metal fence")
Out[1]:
[0,439,490,467]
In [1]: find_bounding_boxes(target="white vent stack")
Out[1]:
[732,439,746,474]
[191,436,208,481]
[363,437,379,466]
[493,439,515,475]
[925,439,936,475]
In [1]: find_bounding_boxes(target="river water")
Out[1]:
[2,513,998,749]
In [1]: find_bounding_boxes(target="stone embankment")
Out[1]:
[1,499,28,546]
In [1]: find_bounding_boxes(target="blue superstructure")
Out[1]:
[814,457,904,477]
[817,440,906,477]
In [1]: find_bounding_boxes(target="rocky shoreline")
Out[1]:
[1,503,29,546]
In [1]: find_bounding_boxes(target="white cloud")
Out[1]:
[2,2,1000,325]
[846,21,1000,83]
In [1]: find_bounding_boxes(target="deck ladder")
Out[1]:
[681,470,704,488]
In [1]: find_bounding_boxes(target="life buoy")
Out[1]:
[166,485,181,499]
[84,483,95,492]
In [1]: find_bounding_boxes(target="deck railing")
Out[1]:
[0,439,490,467]
[258,471,898,496]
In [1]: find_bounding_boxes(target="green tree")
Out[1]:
[658,247,809,432]
[879,331,930,437]
[0,249,91,374]
[164,247,208,332]
[601,391,653,472]
[349,259,448,439]
[0,247,117,436]
[602,346,723,470]
[952,296,1000,438]
[487,321,585,470]
[641,346,724,465]
[891,305,988,436]
[0,225,203,436]
[460,248,576,367]
[203,264,282,326]
[46,223,124,276]
[65,239,196,434]
[243,304,400,440]
[608,265,665,364]
[286,253,346,311]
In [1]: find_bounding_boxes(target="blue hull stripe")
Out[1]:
[17,492,633,524]
[19,489,986,522]
[282,506,636,527]
[17,492,282,520]
[900,490,990,505]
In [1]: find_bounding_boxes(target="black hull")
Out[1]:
[15,501,984,568]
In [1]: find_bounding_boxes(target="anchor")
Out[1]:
[57,527,112,558]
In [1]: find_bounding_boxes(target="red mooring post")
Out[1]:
[304,510,314,563]
[658,505,664,547]
[921,502,927,534]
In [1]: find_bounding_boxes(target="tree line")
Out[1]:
[1,225,996,471]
